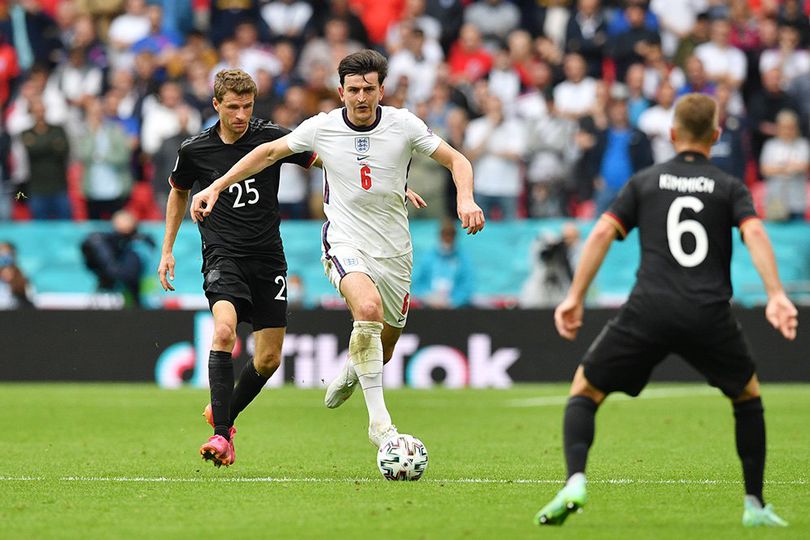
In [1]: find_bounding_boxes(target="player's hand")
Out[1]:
[158,252,176,292]
[190,186,220,223]
[406,188,427,209]
[765,292,798,340]
[554,295,584,341]
[457,199,485,235]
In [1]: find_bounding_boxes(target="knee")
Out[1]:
[253,350,281,375]
[354,299,383,322]
[213,323,236,349]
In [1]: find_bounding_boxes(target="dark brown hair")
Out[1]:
[673,93,718,143]
[337,50,388,86]
[213,69,257,102]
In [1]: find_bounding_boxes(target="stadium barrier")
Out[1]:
[2,308,808,386]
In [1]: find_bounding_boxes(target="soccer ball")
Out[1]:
[377,434,428,481]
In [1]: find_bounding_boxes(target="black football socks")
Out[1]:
[208,350,234,440]
[230,359,270,422]
[734,397,766,505]
[563,396,598,478]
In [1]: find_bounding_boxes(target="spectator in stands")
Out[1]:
[513,60,553,123]
[19,99,71,220]
[624,64,650,126]
[525,91,579,218]
[208,0,268,47]
[130,3,183,64]
[487,45,522,104]
[592,94,653,215]
[386,0,442,59]
[441,106,469,218]
[759,24,810,88]
[638,80,676,163]
[76,99,133,220]
[261,0,313,44]
[672,11,710,69]
[348,0,404,46]
[233,20,282,80]
[728,0,759,53]
[298,17,363,84]
[760,109,809,221]
[6,66,69,136]
[447,23,493,85]
[5,0,61,71]
[608,0,660,82]
[464,0,521,49]
[640,37,685,100]
[749,67,800,161]
[519,222,580,308]
[271,104,309,219]
[0,124,11,221]
[287,273,306,309]
[413,219,475,308]
[80,210,154,307]
[140,80,201,158]
[565,0,608,79]
[524,0,571,51]
[0,32,20,111]
[387,25,441,107]
[676,54,716,97]
[554,53,598,119]
[107,0,150,69]
[778,0,810,47]
[304,0,369,46]
[694,17,747,90]
[710,82,747,180]
[48,45,103,125]
[0,241,34,309]
[649,0,704,59]
[464,93,527,220]
[425,0,464,52]
[150,106,192,217]
[607,0,658,37]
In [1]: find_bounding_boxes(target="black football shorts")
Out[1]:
[202,255,287,331]
[581,297,757,399]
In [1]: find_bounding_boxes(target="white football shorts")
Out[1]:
[321,244,412,328]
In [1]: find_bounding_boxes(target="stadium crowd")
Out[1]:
[1,0,810,223]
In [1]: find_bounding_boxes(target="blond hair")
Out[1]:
[673,93,718,144]
[213,69,257,102]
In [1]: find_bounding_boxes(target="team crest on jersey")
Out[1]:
[355,137,370,153]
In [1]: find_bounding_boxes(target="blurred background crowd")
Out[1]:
[2,0,810,310]
[2,0,810,224]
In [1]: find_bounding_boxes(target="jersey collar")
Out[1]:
[212,120,252,144]
[342,106,382,132]
[675,150,710,163]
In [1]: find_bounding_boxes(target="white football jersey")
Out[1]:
[287,106,442,257]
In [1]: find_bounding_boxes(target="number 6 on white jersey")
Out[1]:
[666,196,708,268]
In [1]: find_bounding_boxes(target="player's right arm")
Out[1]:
[740,218,798,340]
[158,187,190,291]
[190,136,294,222]
[555,216,618,341]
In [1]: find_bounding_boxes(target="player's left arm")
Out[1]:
[430,140,485,235]
[740,218,798,340]
[555,216,618,341]
[190,136,295,222]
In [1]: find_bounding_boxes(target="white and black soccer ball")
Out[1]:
[377,434,428,481]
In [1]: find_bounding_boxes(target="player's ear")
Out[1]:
[379,84,385,101]
[212,97,220,112]
[337,86,345,103]
[712,128,721,144]
[669,127,677,143]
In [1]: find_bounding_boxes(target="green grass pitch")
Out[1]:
[2,383,808,539]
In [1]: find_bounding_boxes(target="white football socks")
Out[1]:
[349,321,391,429]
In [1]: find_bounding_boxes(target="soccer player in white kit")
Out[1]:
[190,50,485,448]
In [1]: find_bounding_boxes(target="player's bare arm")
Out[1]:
[740,218,799,340]
[158,187,190,291]
[190,136,295,222]
[430,140,485,235]
[555,216,618,341]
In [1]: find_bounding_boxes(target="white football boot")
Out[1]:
[324,358,359,408]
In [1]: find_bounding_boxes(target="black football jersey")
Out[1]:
[605,151,757,305]
[170,118,316,265]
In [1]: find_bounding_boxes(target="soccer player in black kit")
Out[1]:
[535,94,798,527]
[157,70,317,467]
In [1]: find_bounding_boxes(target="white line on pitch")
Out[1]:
[507,387,720,407]
[0,476,806,485]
